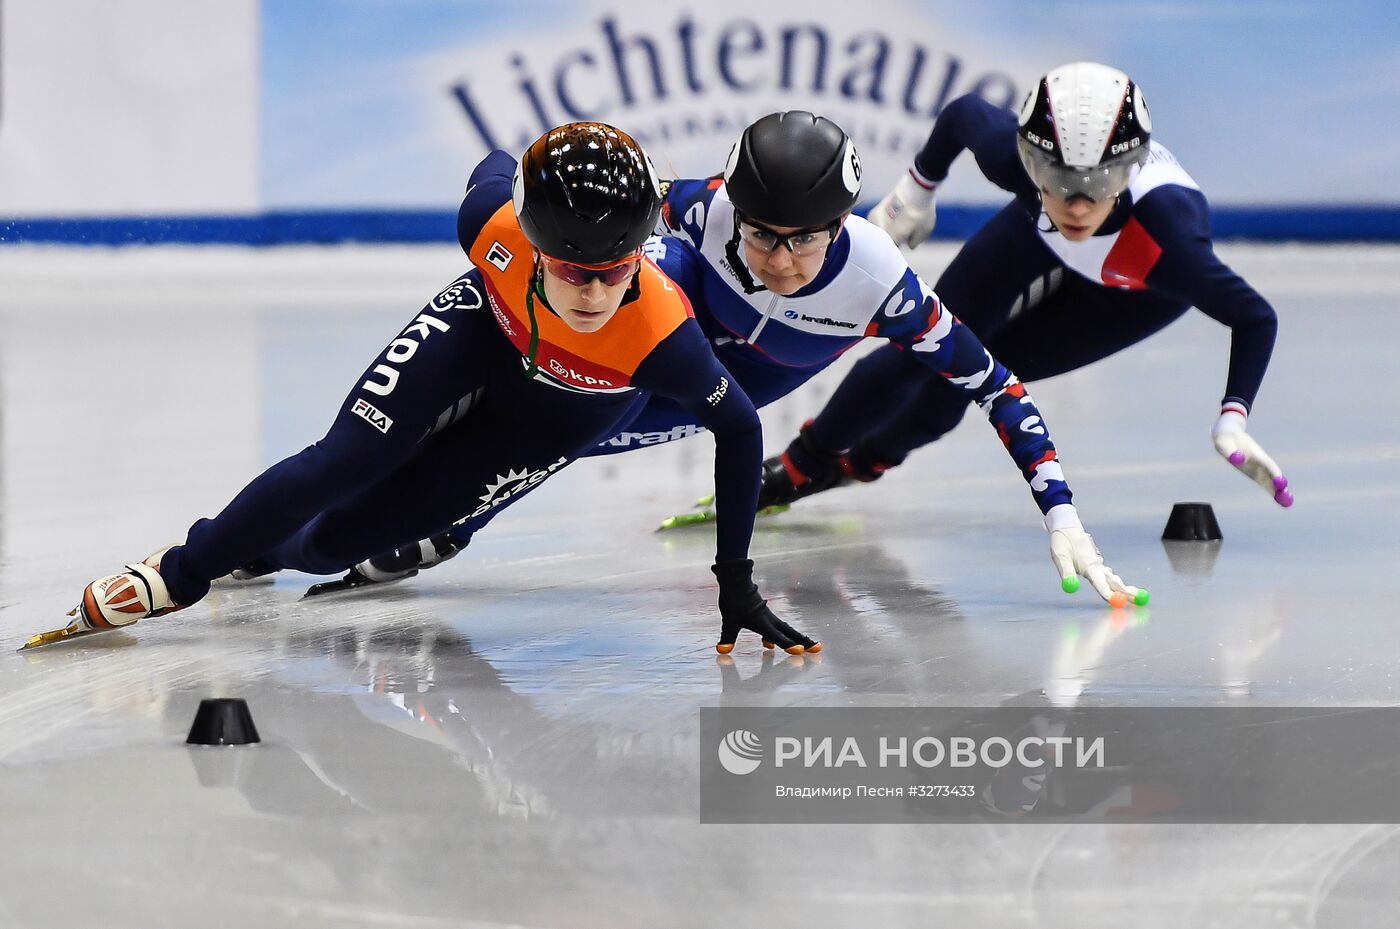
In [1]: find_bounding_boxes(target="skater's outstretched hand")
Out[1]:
[712,559,821,655]
[868,171,938,249]
[1211,410,1293,507]
[1044,505,1148,607]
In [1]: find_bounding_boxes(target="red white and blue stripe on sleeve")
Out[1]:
[876,269,1072,514]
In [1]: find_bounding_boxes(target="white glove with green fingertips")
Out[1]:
[1044,504,1148,607]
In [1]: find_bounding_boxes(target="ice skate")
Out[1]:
[304,533,467,597]
[18,617,104,651]
[655,439,854,530]
[656,489,789,531]
[21,547,183,651]
[213,557,281,586]
[753,453,849,509]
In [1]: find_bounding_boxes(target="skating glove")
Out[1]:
[1044,505,1147,607]
[867,170,938,249]
[712,559,821,655]
[1211,410,1293,507]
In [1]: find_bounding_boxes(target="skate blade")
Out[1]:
[694,494,791,515]
[212,573,277,587]
[18,619,101,652]
[302,568,413,599]
[657,509,715,531]
[304,575,368,598]
[657,502,790,531]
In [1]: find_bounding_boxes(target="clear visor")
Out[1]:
[1017,138,1143,203]
[736,217,838,258]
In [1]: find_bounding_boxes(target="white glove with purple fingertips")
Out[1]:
[1211,408,1292,507]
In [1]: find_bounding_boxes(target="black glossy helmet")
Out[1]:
[723,111,862,228]
[513,122,662,265]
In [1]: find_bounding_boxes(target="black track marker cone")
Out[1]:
[186,698,260,746]
[1161,502,1223,542]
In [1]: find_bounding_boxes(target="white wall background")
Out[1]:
[0,0,258,217]
[0,0,1395,221]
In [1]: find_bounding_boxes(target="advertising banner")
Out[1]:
[265,0,1041,209]
[263,0,1400,209]
[5,0,1399,238]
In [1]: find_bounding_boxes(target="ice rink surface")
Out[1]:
[1,242,1398,928]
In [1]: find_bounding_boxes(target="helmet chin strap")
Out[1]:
[725,212,767,296]
[521,260,547,378]
[527,256,644,375]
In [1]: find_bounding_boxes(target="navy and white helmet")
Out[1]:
[1016,62,1151,202]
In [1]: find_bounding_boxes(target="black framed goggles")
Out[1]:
[735,216,840,257]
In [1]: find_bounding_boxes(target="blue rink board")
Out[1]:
[4,205,1400,246]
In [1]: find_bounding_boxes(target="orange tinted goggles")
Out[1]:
[539,251,643,287]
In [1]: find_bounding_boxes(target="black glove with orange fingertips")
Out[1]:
[712,559,821,655]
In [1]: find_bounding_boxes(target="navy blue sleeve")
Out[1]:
[658,177,723,246]
[1136,186,1278,410]
[913,94,1037,199]
[175,272,494,583]
[646,234,707,299]
[457,150,518,253]
[631,317,762,563]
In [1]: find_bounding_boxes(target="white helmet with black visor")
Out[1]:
[1016,62,1152,203]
